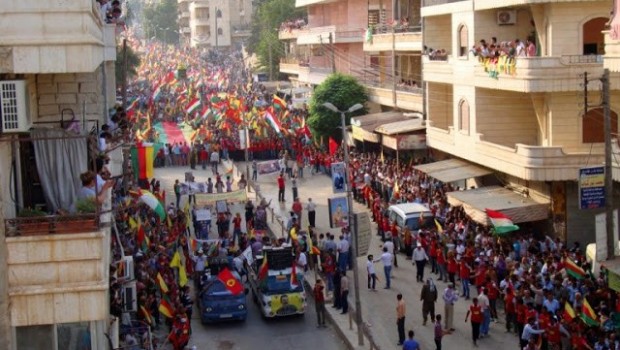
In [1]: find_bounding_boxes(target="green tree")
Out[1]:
[115,44,141,84]
[247,0,305,79]
[308,73,368,142]
[142,0,178,45]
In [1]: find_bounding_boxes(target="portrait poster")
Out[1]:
[257,160,281,175]
[330,162,346,194]
[328,196,349,228]
[215,200,228,214]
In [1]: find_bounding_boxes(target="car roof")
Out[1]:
[388,203,432,218]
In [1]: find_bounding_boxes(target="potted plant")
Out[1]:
[54,198,98,234]
[16,207,50,236]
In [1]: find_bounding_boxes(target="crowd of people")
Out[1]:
[280,18,307,32]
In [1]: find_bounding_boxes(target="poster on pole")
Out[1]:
[579,166,605,209]
[328,196,349,228]
[354,212,372,257]
[331,162,346,194]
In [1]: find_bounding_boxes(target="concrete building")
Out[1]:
[0,1,118,349]
[181,0,253,50]
[422,0,619,245]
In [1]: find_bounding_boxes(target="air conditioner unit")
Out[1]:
[0,80,31,133]
[117,256,135,281]
[497,10,517,25]
[122,281,137,312]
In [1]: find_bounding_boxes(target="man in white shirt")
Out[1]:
[478,288,491,338]
[306,198,317,228]
[367,254,377,290]
[297,250,308,272]
[338,235,350,272]
[210,150,220,173]
[412,243,429,282]
[375,247,393,289]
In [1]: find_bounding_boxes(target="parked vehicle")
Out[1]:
[198,260,247,323]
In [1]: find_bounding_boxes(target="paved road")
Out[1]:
[153,163,347,350]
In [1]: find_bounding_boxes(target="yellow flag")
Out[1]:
[128,217,138,230]
[435,219,444,234]
[169,251,181,268]
[179,264,188,287]
[290,226,298,242]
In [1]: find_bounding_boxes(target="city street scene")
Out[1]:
[1,0,620,350]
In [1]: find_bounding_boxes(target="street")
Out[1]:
[153,164,347,350]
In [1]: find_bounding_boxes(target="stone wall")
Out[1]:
[35,68,106,124]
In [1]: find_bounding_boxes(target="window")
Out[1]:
[217,28,223,35]
[583,17,607,55]
[583,108,618,143]
[459,99,470,134]
[16,322,92,350]
[458,25,468,57]
[216,9,222,18]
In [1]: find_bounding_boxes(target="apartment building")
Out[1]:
[0,1,118,349]
[422,0,619,245]
[180,0,253,50]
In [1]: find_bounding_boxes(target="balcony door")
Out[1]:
[583,17,607,55]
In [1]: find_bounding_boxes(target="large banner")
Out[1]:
[257,160,281,175]
[331,162,346,194]
[328,196,349,228]
[194,190,248,206]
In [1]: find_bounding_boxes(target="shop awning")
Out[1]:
[413,158,492,183]
[350,111,403,143]
[447,186,550,225]
[375,118,426,135]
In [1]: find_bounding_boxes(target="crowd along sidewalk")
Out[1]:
[242,162,518,350]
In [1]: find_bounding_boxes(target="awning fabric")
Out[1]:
[447,186,550,225]
[375,118,426,135]
[413,158,492,183]
[350,111,403,142]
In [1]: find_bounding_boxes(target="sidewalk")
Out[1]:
[242,162,517,350]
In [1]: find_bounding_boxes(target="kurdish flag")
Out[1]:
[564,258,586,279]
[186,98,201,114]
[273,94,287,109]
[290,263,299,289]
[264,110,282,134]
[563,302,576,322]
[258,254,269,281]
[152,83,162,101]
[156,272,169,294]
[581,298,599,326]
[133,190,166,220]
[217,267,244,295]
[158,295,175,318]
[140,305,154,325]
[130,143,154,180]
[485,209,520,235]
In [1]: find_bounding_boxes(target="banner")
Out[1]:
[579,166,605,209]
[328,196,349,228]
[195,190,248,206]
[331,162,346,194]
[257,160,281,175]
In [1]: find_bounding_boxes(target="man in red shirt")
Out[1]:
[314,279,326,328]
[277,173,286,202]
[232,213,242,247]
[465,297,483,346]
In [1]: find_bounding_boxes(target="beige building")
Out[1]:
[180,0,253,50]
[0,1,118,349]
[422,0,618,245]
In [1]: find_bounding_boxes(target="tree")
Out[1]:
[246,0,305,78]
[308,73,369,142]
[142,0,179,45]
[115,44,141,84]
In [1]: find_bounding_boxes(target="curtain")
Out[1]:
[31,128,88,213]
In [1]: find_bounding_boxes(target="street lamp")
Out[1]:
[215,8,222,50]
[322,101,364,347]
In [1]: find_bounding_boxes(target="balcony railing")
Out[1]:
[5,214,100,237]
[370,25,422,34]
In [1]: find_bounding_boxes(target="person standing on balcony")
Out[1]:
[78,170,113,204]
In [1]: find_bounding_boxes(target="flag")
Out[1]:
[186,98,201,114]
[137,224,150,251]
[435,219,444,234]
[328,137,339,156]
[131,189,166,220]
[217,267,244,295]
[158,295,175,318]
[564,258,586,279]
[581,298,599,326]
[128,216,138,230]
[258,254,268,281]
[264,110,282,134]
[140,305,154,325]
[130,143,155,180]
[190,237,198,252]
[169,251,181,268]
[179,264,189,287]
[152,83,162,100]
[156,272,169,294]
[291,262,299,289]
[563,302,576,323]
[485,209,520,235]
[273,94,287,109]
[226,167,234,175]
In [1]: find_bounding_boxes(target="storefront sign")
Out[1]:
[381,134,427,150]
[351,125,380,143]
[579,166,605,209]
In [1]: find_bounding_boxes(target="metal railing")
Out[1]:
[370,25,422,35]
[5,214,100,237]
[562,54,603,64]
[422,0,466,6]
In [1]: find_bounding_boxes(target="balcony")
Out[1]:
[363,26,423,52]
[421,0,469,16]
[279,28,301,40]
[6,227,110,326]
[426,126,603,181]
[297,65,331,85]
[360,77,423,111]
[191,18,210,26]
[297,26,365,45]
[605,31,620,73]
[0,0,117,74]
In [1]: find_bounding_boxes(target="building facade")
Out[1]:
[0,1,117,349]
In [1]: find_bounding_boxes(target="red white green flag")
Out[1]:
[485,209,520,235]
[186,98,201,114]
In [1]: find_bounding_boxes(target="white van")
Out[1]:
[387,203,434,232]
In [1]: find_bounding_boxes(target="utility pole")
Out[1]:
[268,40,273,80]
[603,69,615,260]
[391,26,397,108]
[329,33,336,73]
[121,39,128,111]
